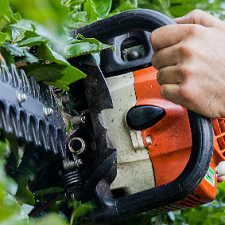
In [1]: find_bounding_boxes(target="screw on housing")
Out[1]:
[18,93,27,103]
[71,113,86,126]
[44,107,53,116]
[145,136,152,146]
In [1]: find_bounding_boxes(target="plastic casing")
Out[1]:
[134,67,224,210]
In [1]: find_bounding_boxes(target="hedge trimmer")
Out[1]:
[1,9,225,223]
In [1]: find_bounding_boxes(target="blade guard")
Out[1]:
[74,9,214,223]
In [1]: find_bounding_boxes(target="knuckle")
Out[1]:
[189,9,203,18]
[150,30,155,43]
[177,64,190,78]
[179,81,198,104]
[151,53,160,69]
[186,24,199,35]
[151,53,156,67]
[160,85,179,102]
[188,9,205,23]
[180,87,195,104]
[160,85,168,98]
[176,44,193,59]
[150,31,157,50]
[156,70,163,85]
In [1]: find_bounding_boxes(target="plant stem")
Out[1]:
[29,193,59,217]
[12,30,26,45]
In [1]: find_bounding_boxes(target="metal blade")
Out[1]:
[0,63,66,157]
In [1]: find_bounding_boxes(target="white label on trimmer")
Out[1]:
[205,167,215,187]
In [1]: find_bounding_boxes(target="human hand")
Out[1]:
[150,10,225,118]
[217,176,225,182]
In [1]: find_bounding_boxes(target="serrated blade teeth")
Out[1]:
[0,63,66,157]
[28,115,39,146]
[20,69,31,95]
[30,76,40,99]
[39,120,48,150]
[39,83,59,110]
[0,101,8,133]
[1,63,12,83]
[10,64,22,90]
[9,105,19,137]
[39,82,51,106]
[48,86,59,110]
[18,110,28,141]
[49,125,57,154]
[57,128,66,158]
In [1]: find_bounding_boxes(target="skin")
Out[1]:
[150,9,225,119]
[218,176,225,182]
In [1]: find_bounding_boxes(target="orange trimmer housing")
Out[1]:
[75,9,221,223]
[134,66,224,210]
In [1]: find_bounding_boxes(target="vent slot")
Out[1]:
[174,193,204,208]
[212,119,225,160]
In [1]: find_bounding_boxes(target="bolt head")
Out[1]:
[44,107,53,116]
[18,93,27,103]
[145,136,152,146]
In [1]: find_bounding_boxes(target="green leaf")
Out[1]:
[24,64,65,82]
[83,0,112,21]
[16,175,35,206]
[61,35,113,59]
[23,51,39,63]
[170,4,195,18]
[0,45,15,64]
[0,160,19,223]
[34,187,64,196]
[0,32,7,46]
[120,0,137,7]
[69,200,94,225]
[93,0,112,18]
[9,19,56,44]
[6,134,25,167]
[64,11,89,29]
[66,119,73,133]
[29,213,68,225]
[2,42,38,63]
[109,0,137,15]
[76,33,100,46]
[45,65,86,91]
[2,42,24,57]
[9,0,69,34]
[0,140,10,161]
[0,190,21,222]
[8,18,35,32]
[18,36,49,47]
[0,0,17,31]
[37,42,69,65]
[24,64,86,91]
[62,0,85,7]
[84,0,100,22]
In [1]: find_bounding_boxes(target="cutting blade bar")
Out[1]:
[0,63,66,157]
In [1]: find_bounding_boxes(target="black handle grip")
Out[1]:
[74,9,176,41]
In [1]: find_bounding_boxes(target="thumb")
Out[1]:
[174,9,225,30]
